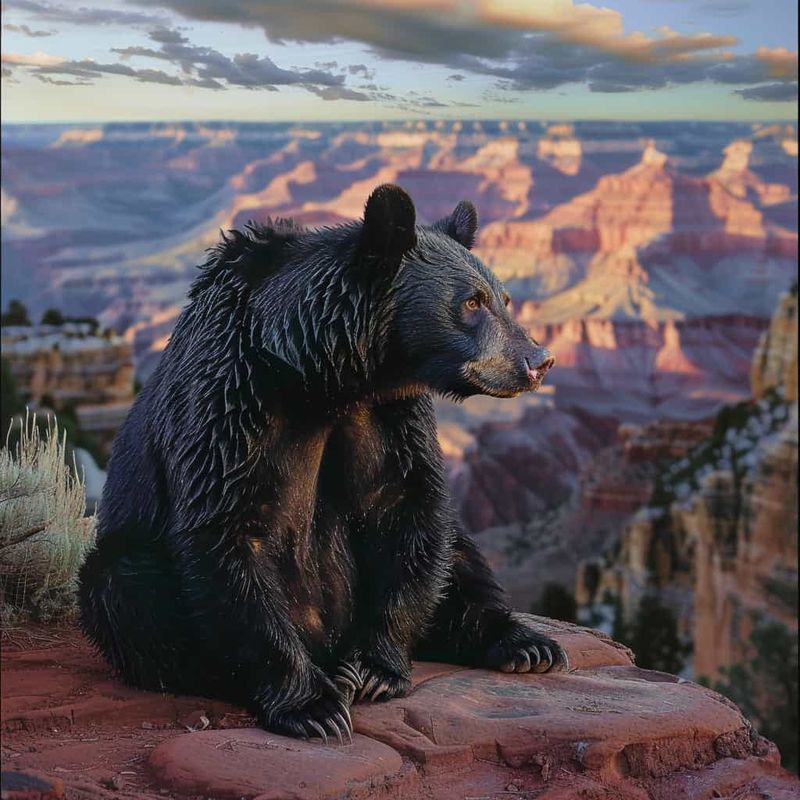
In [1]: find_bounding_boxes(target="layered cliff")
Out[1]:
[577,289,798,683]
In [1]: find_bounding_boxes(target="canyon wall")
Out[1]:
[576,289,798,680]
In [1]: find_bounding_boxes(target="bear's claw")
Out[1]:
[340,654,411,704]
[332,660,364,705]
[263,688,354,744]
[486,619,569,674]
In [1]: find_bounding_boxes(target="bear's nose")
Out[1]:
[525,354,555,383]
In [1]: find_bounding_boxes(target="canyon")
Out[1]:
[2,118,796,576]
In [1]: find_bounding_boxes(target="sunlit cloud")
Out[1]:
[0,0,796,119]
[755,47,799,80]
[2,50,65,66]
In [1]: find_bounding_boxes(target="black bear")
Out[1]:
[78,184,564,742]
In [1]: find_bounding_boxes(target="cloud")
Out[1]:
[4,0,165,26]
[347,63,374,79]
[735,82,798,101]
[108,28,345,90]
[2,50,65,66]
[755,47,799,80]
[3,23,53,37]
[34,58,186,85]
[4,0,796,105]
[35,74,91,85]
[5,25,369,98]
[306,85,371,100]
[128,0,795,101]
[137,0,737,65]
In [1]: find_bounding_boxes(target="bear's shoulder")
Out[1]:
[193,218,305,294]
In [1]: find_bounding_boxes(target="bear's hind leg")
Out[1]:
[78,532,189,693]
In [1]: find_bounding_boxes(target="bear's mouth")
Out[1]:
[462,361,549,399]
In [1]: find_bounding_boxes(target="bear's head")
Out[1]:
[362,184,554,400]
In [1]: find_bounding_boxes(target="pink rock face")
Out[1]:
[2,618,797,800]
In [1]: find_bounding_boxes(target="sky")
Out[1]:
[1,0,797,123]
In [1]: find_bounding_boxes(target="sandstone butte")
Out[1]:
[2,615,798,800]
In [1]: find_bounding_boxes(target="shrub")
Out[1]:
[614,593,691,675]
[533,582,577,622]
[0,411,96,627]
[40,308,65,326]
[1,299,31,327]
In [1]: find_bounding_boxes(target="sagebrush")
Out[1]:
[0,411,96,626]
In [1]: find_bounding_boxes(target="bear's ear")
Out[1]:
[361,184,417,262]
[433,200,478,250]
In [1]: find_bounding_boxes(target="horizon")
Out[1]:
[2,117,796,126]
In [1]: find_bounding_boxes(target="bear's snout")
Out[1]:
[523,348,555,389]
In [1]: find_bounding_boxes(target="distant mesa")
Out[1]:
[537,123,583,176]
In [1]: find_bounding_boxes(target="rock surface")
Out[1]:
[2,618,797,800]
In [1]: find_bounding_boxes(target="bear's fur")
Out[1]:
[78,184,564,741]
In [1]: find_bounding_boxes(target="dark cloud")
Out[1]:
[109,28,345,90]
[735,81,798,101]
[10,23,368,99]
[35,59,185,85]
[5,0,165,26]
[3,22,53,37]
[707,56,777,85]
[315,60,338,69]
[588,79,638,93]
[447,74,465,82]
[35,74,91,85]
[306,85,371,100]
[347,63,374,79]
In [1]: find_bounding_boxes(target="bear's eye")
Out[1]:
[503,294,512,307]
[464,296,481,312]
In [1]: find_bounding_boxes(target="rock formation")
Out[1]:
[2,617,798,799]
[1,323,134,454]
[576,289,798,682]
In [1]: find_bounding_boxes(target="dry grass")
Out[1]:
[0,410,96,627]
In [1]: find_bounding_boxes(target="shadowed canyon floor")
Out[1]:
[2,616,797,800]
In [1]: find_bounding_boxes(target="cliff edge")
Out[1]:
[2,616,797,800]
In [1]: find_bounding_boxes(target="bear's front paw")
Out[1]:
[357,663,411,703]
[342,651,411,703]
[257,675,353,744]
[485,619,569,674]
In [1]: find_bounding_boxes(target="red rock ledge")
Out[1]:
[2,615,797,800]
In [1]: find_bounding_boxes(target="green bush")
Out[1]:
[1,299,31,327]
[1,412,96,627]
[40,308,65,326]
[533,582,577,623]
[614,593,691,675]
